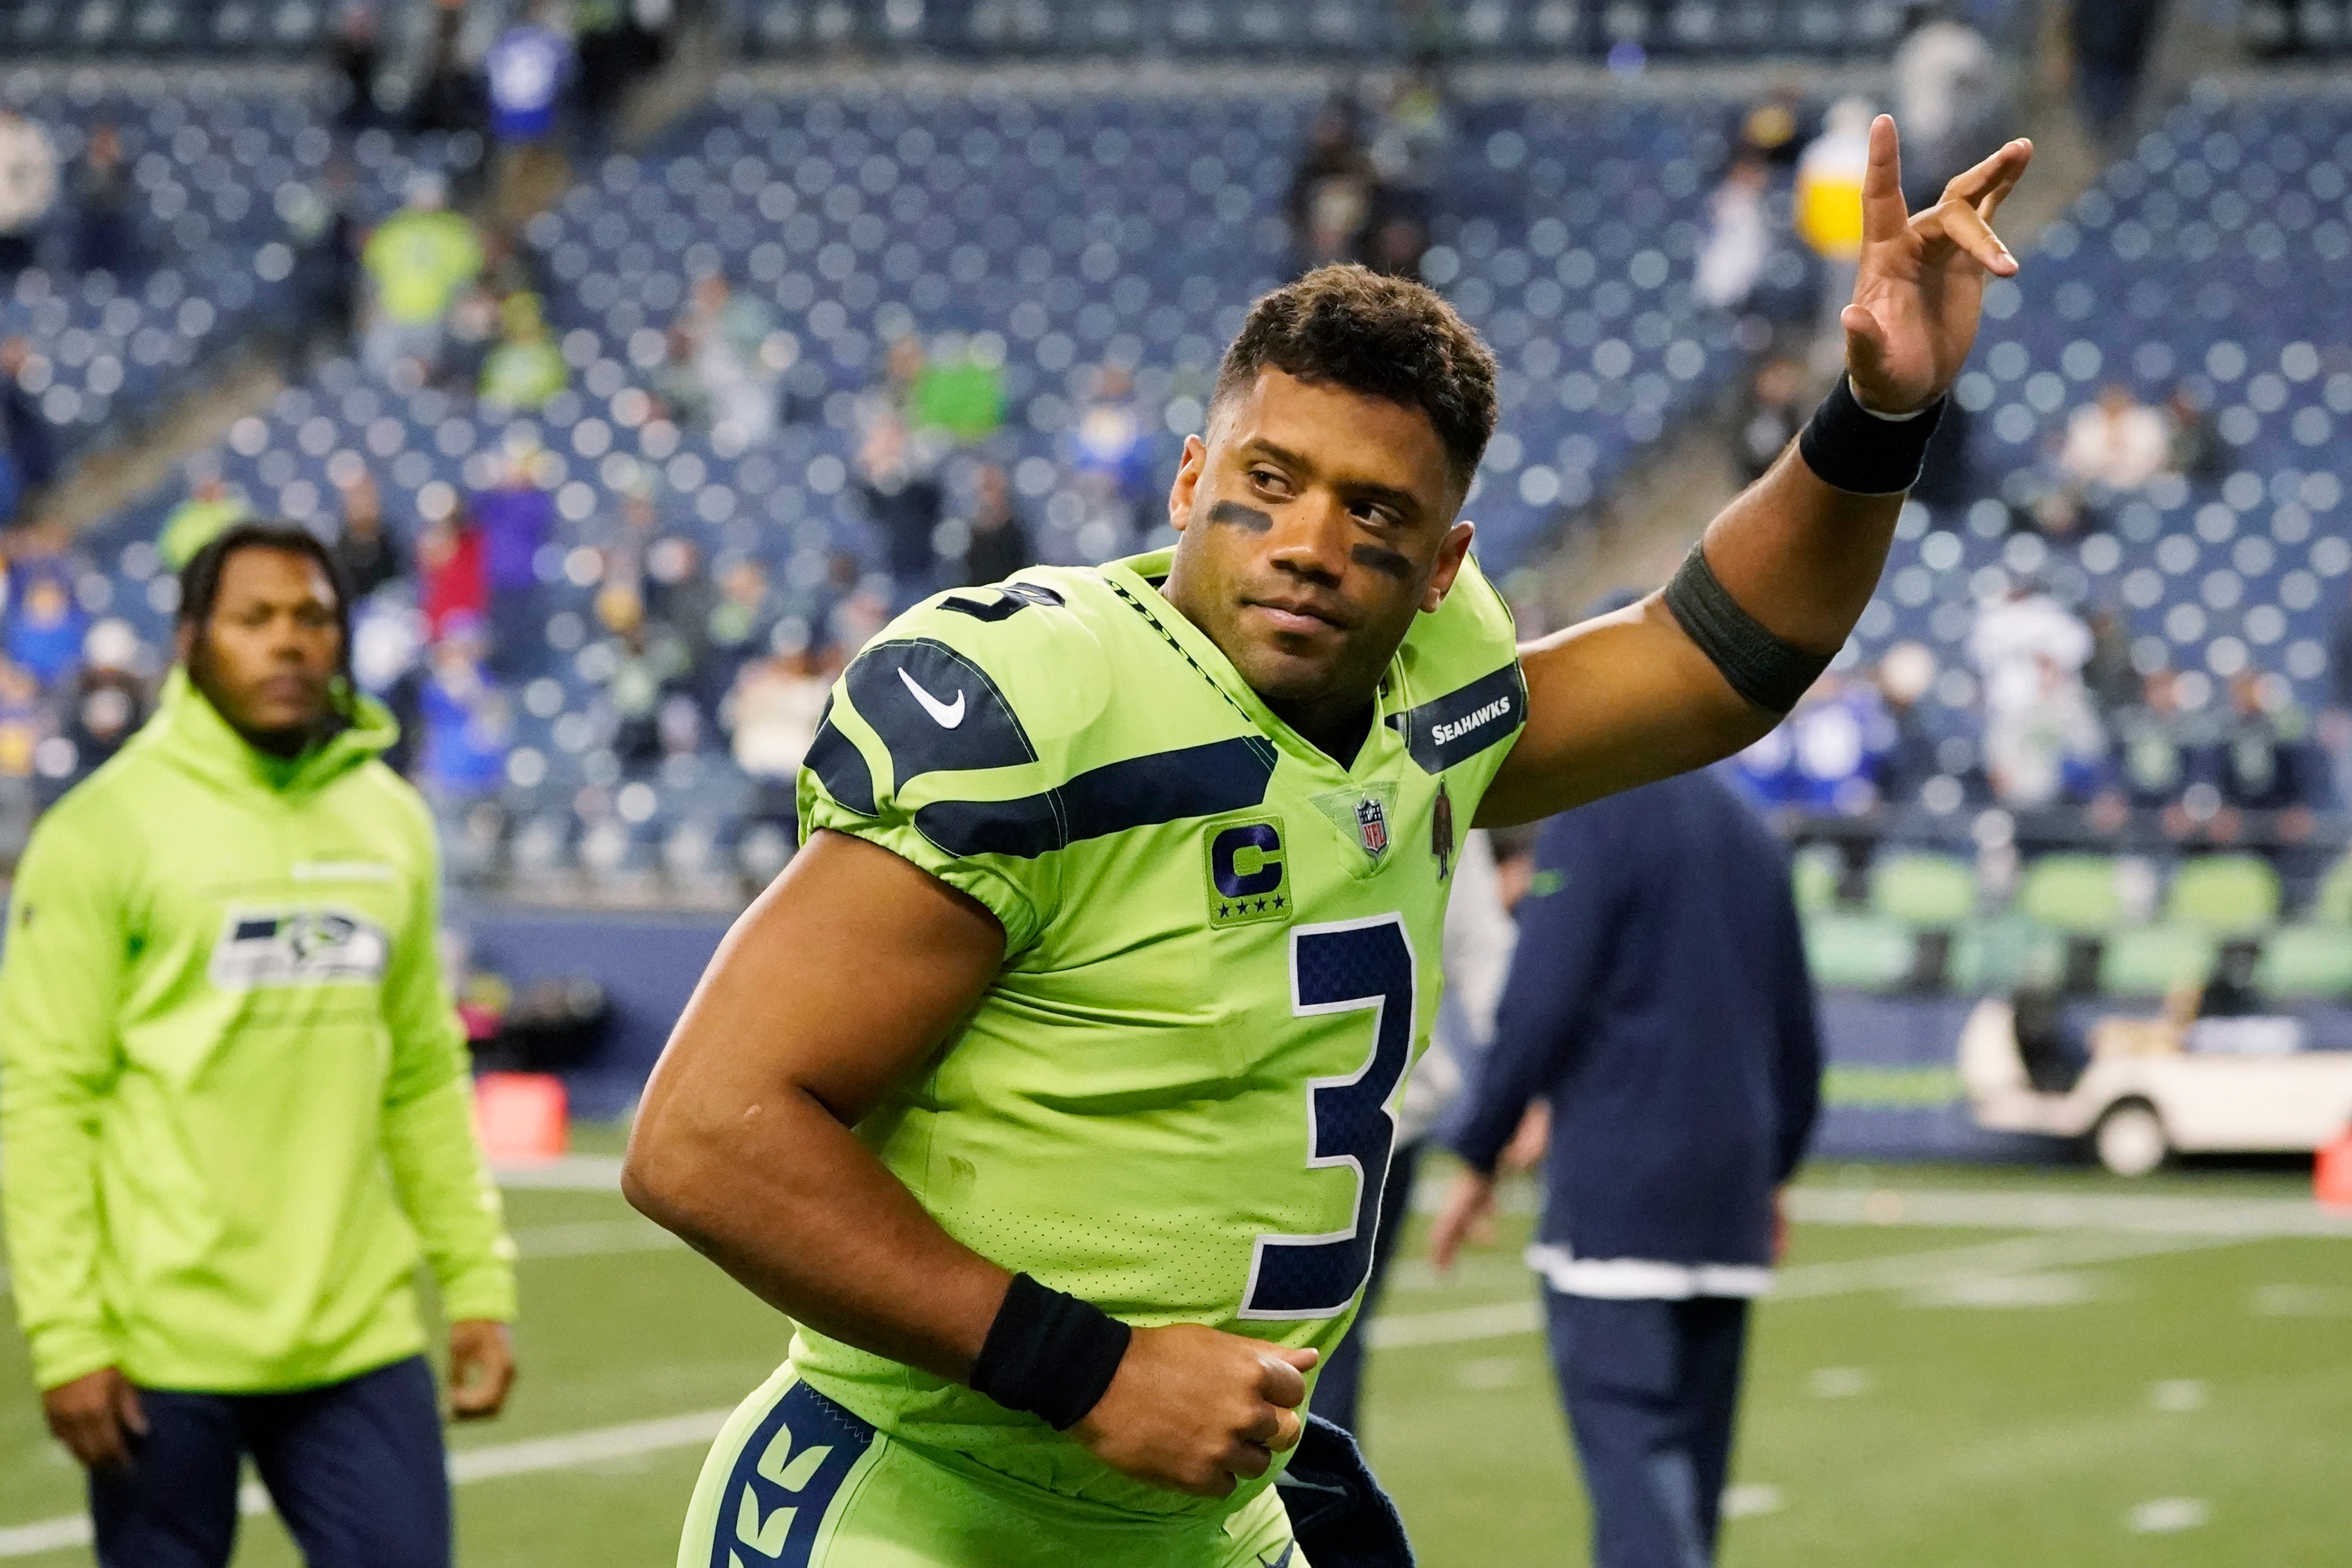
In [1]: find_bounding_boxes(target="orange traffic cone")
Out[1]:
[474,1072,569,1164]
[2316,1131,2352,1210]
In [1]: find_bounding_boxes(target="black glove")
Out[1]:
[1273,1414,1416,1568]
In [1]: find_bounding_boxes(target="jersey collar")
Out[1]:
[1101,550,1401,789]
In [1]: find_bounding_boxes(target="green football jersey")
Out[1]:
[790,546,1527,1523]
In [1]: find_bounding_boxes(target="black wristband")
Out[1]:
[1661,542,1833,714]
[1797,376,1946,495]
[967,1273,1133,1431]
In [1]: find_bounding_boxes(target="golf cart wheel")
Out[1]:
[2093,1099,2169,1178]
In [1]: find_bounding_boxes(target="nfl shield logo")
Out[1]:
[1355,796,1390,858]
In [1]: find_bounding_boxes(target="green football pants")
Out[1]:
[677,1364,1307,1568]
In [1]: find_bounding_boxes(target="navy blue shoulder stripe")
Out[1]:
[844,637,1037,789]
[803,695,878,817]
[1387,661,1527,774]
[916,735,1278,860]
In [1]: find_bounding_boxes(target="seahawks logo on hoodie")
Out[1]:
[208,907,391,992]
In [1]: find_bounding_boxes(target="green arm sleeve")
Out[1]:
[378,820,517,1325]
[0,808,129,1390]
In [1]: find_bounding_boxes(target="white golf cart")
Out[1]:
[1958,998,2352,1175]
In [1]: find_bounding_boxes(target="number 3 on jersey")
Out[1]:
[1240,915,1416,1321]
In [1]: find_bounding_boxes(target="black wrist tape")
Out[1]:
[1661,542,1834,714]
[967,1273,1133,1431]
[1797,376,1946,495]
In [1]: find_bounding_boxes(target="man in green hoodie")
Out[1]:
[0,521,518,1567]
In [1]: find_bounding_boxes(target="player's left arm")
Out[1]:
[377,805,519,1418]
[1475,120,2030,828]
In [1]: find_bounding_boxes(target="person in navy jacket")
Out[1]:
[1430,765,1822,1568]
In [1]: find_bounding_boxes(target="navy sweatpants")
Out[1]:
[88,1355,450,1568]
[1545,1292,1750,1568]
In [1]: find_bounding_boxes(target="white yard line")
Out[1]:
[1784,1185,2352,1238]
[0,1411,735,1561]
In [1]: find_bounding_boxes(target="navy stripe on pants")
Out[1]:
[89,1355,450,1568]
[1544,1292,1750,1568]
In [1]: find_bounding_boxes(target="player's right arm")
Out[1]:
[0,799,148,1468]
[625,621,1312,1498]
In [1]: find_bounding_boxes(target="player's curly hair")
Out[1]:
[1213,263,1499,496]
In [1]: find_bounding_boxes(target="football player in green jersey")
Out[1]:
[625,120,2029,1567]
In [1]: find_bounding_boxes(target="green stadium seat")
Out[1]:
[1791,844,1842,914]
[2315,855,2352,925]
[2256,925,2352,1000]
[1947,916,2041,995]
[1803,913,1914,991]
[2100,925,2218,996]
[1871,853,1975,927]
[2017,855,2124,933]
[2166,855,2282,934]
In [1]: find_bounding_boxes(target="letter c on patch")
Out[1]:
[1211,822,1284,898]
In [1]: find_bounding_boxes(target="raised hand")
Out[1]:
[1071,1323,1316,1498]
[1843,117,2033,416]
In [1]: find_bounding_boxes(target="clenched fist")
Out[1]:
[1072,1323,1317,1498]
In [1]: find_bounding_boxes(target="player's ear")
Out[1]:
[1421,520,1475,613]
[1168,433,1207,533]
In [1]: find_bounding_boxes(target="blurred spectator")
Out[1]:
[574,0,646,145]
[1738,88,1805,168]
[487,3,574,215]
[1729,677,1893,813]
[1733,357,1806,485]
[1872,641,1945,805]
[726,646,832,828]
[409,0,486,138]
[1795,99,1873,343]
[329,2,385,132]
[1890,3,2000,208]
[3,545,87,688]
[330,468,406,601]
[2070,0,2162,149]
[2206,672,2317,813]
[488,4,571,148]
[2058,383,2169,494]
[418,637,512,806]
[0,659,41,852]
[2164,383,2223,483]
[664,274,780,443]
[1970,577,2103,809]
[605,610,690,769]
[361,175,484,386]
[857,414,946,610]
[62,623,150,777]
[157,472,249,570]
[472,448,554,669]
[1365,57,1450,215]
[418,510,489,643]
[2103,667,2195,811]
[1695,157,1773,313]
[908,343,1004,443]
[0,337,59,526]
[0,112,58,274]
[288,163,363,363]
[1287,98,1377,270]
[478,293,568,409]
[699,555,777,707]
[1068,364,1154,546]
[962,464,1035,588]
[645,534,716,701]
[2082,603,2138,714]
[69,124,136,275]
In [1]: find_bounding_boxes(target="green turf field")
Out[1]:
[6,1141,2348,1565]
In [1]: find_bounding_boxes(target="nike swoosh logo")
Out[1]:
[899,666,966,728]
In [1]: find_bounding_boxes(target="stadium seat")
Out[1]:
[2017,855,2126,933]
[2100,925,2220,996]
[2254,924,2352,999]
[1790,843,1843,913]
[2166,855,2283,933]
[1803,912,1914,991]
[2315,854,2352,924]
[1870,852,1976,927]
